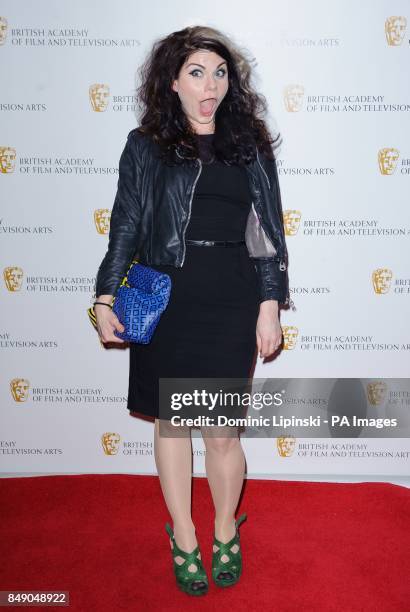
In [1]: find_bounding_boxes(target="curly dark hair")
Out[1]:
[135,25,281,166]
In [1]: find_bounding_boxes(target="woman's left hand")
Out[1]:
[256,300,283,358]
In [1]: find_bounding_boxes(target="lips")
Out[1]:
[199,97,217,116]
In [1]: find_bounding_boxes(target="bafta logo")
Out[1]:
[385,16,407,46]
[0,146,16,173]
[283,85,305,112]
[277,436,296,457]
[378,148,399,175]
[284,210,301,236]
[372,268,393,294]
[101,432,121,455]
[0,16,7,45]
[282,326,298,350]
[89,84,110,112]
[94,209,111,234]
[3,266,24,291]
[367,381,388,406]
[10,378,30,402]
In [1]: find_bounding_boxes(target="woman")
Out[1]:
[93,25,291,596]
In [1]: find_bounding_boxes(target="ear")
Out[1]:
[171,79,178,92]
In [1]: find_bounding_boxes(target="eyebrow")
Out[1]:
[186,61,227,69]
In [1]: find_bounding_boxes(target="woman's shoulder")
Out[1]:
[124,127,160,163]
[126,127,154,149]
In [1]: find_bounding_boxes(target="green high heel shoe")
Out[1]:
[165,523,209,596]
[212,513,247,588]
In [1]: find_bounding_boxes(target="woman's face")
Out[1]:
[172,49,229,134]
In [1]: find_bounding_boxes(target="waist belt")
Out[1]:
[185,239,246,247]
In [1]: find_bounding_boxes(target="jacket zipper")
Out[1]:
[251,196,287,272]
[256,147,271,189]
[180,158,202,266]
[177,149,295,310]
[255,148,288,273]
[255,150,295,310]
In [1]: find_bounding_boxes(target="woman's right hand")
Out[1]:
[94,296,125,343]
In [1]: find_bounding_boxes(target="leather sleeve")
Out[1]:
[253,150,290,305]
[94,131,142,298]
[253,257,289,304]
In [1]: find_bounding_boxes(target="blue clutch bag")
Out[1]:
[112,261,171,344]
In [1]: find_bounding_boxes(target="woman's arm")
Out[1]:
[256,298,282,358]
[251,148,290,356]
[255,147,289,306]
[94,130,143,300]
[93,130,142,344]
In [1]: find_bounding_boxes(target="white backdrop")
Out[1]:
[1,0,409,481]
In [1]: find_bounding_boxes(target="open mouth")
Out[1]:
[199,97,217,116]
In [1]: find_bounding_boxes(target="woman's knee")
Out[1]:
[155,417,191,438]
[201,426,240,454]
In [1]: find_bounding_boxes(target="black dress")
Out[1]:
[127,133,260,419]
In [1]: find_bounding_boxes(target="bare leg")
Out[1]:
[154,418,198,551]
[201,425,245,543]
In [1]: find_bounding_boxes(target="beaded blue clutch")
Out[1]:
[112,261,171,344]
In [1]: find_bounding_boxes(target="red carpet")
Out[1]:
[1,475,409,611]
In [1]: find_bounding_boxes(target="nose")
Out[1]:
[204,74,218,93]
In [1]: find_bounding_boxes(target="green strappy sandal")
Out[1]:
[212,513,247,588]
[165,523,209,596]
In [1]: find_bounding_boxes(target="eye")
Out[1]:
[189,69,202,77]
[216,68,227,77]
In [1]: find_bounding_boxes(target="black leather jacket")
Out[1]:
[94,128,293,307]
